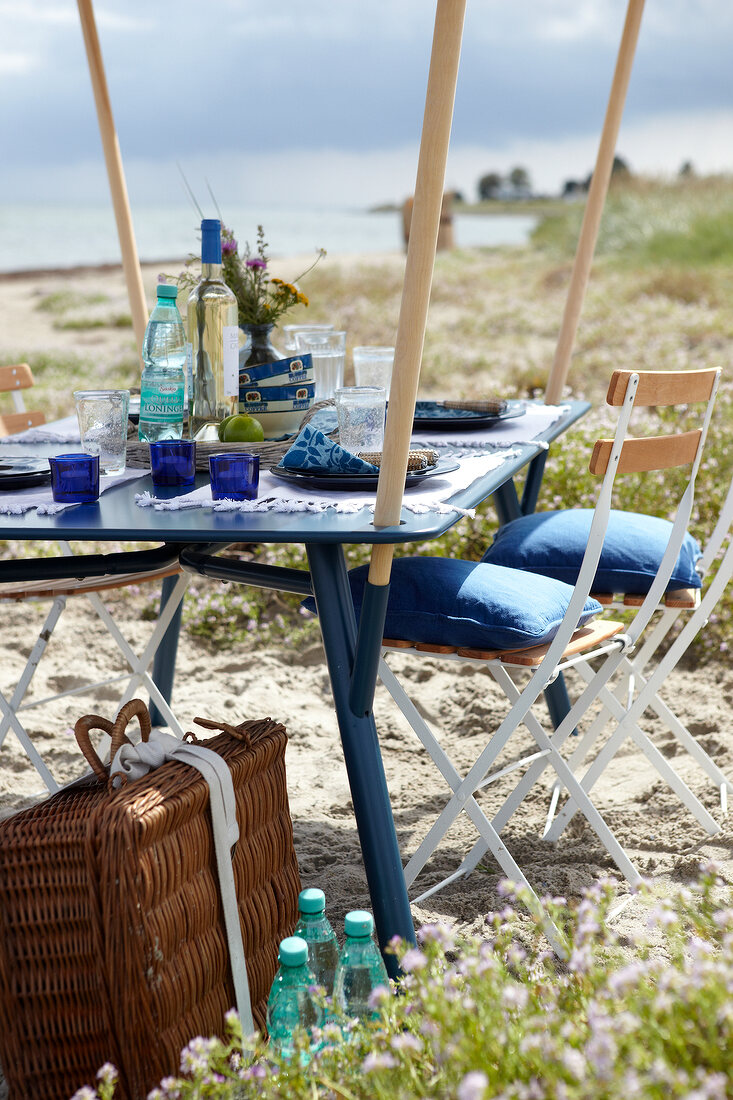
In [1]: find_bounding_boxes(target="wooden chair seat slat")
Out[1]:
[382,618,625,668]
[0,564,181,602]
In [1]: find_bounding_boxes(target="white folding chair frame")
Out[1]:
[0,565,190,794]
[377,369,722,924]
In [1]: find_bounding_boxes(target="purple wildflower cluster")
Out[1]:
[78,864,732,1100]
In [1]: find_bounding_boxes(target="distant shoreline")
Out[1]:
[0,258,187,282]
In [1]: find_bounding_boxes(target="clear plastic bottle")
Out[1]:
[266,935,324,1062]
[293,888,340,998]
[186,218,239,441]
[138,283,186,442]
[333,910,390,1022]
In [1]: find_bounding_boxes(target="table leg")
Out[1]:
[306,543,416,974]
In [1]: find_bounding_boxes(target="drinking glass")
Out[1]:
[48,453,100,503]
[73,389,130,475]
[334,387,386,455]
[209,453,259,500]
[282,323,334,353]
[150,440,196,487]
[352,347,395,399]
[294,331,346,401]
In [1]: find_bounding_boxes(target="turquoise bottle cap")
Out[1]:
[156,284,179,299]
[298,888,326,914]
[278,935,309,967]
[344,910,374,938]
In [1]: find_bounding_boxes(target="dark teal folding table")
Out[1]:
[0,400,588,975]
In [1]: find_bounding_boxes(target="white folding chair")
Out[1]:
[540,470,733,842]
[0,363,191,794]
[373,368,722,919]
[479,394,733,834]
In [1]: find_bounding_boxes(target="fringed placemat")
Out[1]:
[126,401,336,472]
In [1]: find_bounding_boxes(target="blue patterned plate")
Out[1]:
[269,459,460,493]
[412,401,525,430]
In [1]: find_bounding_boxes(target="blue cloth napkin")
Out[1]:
[279,424,379,473]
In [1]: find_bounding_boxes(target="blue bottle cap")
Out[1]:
[156,283,179,299]
[201,218,222,264]
[344,910,374,938]
[278,936,309,967]
[298,888,326,915]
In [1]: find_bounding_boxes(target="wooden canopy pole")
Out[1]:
[348,0,465,718]
[370,0,466,578]
[77,0,147,352]
[544,0,645,405]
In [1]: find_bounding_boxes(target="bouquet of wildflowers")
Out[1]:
[220,225,325,327]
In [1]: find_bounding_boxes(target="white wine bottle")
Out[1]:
[186,218,239,440]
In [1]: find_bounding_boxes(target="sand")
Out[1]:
[0,260,731,950]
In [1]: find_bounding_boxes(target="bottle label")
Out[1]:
[140,378,185,423]
[223,325,239,397]
[185,342,194,407]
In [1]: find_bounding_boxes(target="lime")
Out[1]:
[217,414,238,442]
[222,414,265,443]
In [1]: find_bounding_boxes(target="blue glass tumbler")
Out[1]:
[209,453,259,501]
[48,453,100,503]
[149,440,196,487]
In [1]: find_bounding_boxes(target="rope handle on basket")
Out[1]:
[74,699,152,783]
[189,716,286,748]
[190,717,253,748]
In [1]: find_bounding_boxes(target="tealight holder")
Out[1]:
[48,453,100,503]
[209,452,259,501]
[150,441,196,487]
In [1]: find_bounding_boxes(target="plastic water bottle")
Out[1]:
[266,936,324,1062]
[138,282,186,441]
[293,888,340,998]
[333,910,390,1022]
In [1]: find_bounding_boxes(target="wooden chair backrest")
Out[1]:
[590,368,720,476]
[0,363,46,436]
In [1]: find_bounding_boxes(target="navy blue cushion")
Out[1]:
[303,557,602,651]
[481,509,703,594]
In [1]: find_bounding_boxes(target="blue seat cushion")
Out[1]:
[303,557,602,651]
[481,509,703,594]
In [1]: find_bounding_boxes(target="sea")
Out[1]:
[0,203,536,274]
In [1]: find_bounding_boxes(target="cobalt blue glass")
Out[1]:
[150,440,196,487]
[48,453,100,503]
[209,452,259,501]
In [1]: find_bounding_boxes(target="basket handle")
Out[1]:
[191,716,258,749]
[74,699,152,783]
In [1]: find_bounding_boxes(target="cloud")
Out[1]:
[0,52,36,74]
[1,0,732,205]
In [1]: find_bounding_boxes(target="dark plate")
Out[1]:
[269,459,460,493]
[412,401,526,430]
[0,456,52,490]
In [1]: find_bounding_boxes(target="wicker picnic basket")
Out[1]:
[0,700,301,1100]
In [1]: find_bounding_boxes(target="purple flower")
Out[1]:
[458,1070,489,1100]
[246,258,267,269]
[222,237,238,255]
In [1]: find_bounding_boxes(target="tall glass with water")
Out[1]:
[294,330,346,401]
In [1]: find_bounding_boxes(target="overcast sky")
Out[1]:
[1,0,732,207]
